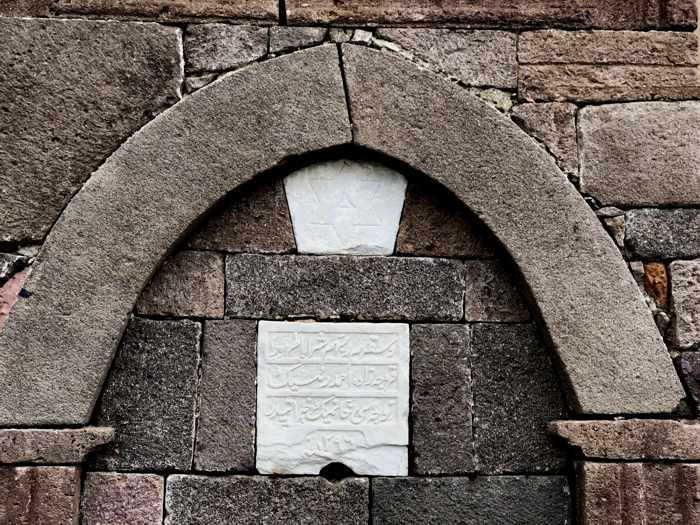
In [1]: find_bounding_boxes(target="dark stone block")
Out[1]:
[225,255,465,321]
[464,260,530,322]
[675,352,700,407]
[81,472,164,525]
[626,209,700,259]
[91,318,201,471]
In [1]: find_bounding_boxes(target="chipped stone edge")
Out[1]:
[0,427,114,464]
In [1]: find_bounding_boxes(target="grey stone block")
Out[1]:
[675,352,700,406]
[626,209,700,260]
[194,320,257,472]
[464,260,530,322]
[165,475,369,524]
[185,24,268,74]
[91,319,200,471]
[225,255,465,321]
[471,324,567,473]
[270,27,327,54]
[0,427,113,465]
[411,324,474,474]
[371,476,571,525]
[81,473,164,525]
[670,260,700,349]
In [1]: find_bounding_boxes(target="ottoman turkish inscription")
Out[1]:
[256,321,410,475]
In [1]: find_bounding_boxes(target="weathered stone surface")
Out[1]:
[396,182,496,258]
[284,159,407,255]
[511,102,578,174]
[0,466,80,524]
[670,260,700,349]
[464,260,529,322]
[0,427,113,465]
[0,270,27,331]
[411,324,473,475]
[185,24,268,73]
[329,28,354,43]
[0,0,52,16]
[0,18,182,242]
[551,419,700,459]
[136,251,225,318]
[580,102,700,206]
[626,209,700,259]
[165,475,369,524]
[225,255,465,321]
[602,215,625,249]
[644,262,668,308]
[194,320,257,472]
[0,254,28,287]
[184,73,218,94]
[270,26,326,53]
[675,352,700,405]
[375,29,516,88]
[372,476,571,525]
[91,319,200,471]
[81,473,163,525]
[578,462,700,525]
[472,324,566,473]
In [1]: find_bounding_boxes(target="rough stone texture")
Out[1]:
[396,182,496,258]
[675,352,700,405]
[579,102,700,206]
[0,18,182,242]
[81,473,163,525]
[0,0,52,16]
[187,177,295,253]
[644,262,668,308]
[411,324,474,475]
[0,270,27,331]
[136,251,225,318]
[603,215,625,249]
[372,476,571,525]
[194,320,256,472]
[626,209,700,259]
[464,260,530,322]
[578,462,700,525]
[341,44,684,414]
[472,324,566,473]
[552,419,700,460]
[375,29,517,88]
[225,254,465,321]
[0,427,113,465]
[0,254,28,287]
[511,102,578,175]
[0,466,80,525]
[670,260,700,349]
[270,26,327,53]
[0,45,350,426]
[91,319,200,471]
[165,475,369,524]
[185,24,268,74]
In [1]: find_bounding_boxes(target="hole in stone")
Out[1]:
[320,462,356,481]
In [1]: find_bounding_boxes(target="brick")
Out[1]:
[375,29,517,89]
[644,262,668,307]
[81,473,163,525]
[626,209,700,260]
[580,102,700,206]
[411,324,474,474]
[225,254,465,321]
[471,324,566,473]
[270,27,327,54]
[372,476,571,525]
[136,251,224,318]
[464,260,529,322]
[0,18,182,242]
[0,427,112,465]
[194,320,256,472]
[91,319,200,471]
[165,475,369,524]
[0,466,80,524]
[675,352,700,406]
[185,24,268,74]
[0,270,27,331]
[670,260,700,349]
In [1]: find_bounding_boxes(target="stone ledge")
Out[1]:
[0,427,113,465]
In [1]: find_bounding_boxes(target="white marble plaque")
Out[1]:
[283,159,408,255]
[256,321,409,476]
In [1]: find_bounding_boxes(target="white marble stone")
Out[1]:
[283,160,408,255]
[256,321,409,476]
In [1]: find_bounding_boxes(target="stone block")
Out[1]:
[225,255,465,321]
[136,251,225,318]
[675,352,700,406]
[194,320,257,472]
[371,476,571,524]
[375,29,517,89]
[511,102,578,175]
[396,182,496,258]
[185,24,268,74]
[670,260,700,349]
[165,475,369,524]
[270,27,327,54]
[0,427,113,465]
[464,260,529,322]
[0,270,27,331]
[0,18,182,242]
[471,324,566,473]
[81,473,163,525]
[91,319,200,471]
[0,0,52,16]
[579,102,700,206]
[0,466,80,524]
[644,262,668,308]
[187,177,296,254]
[411,324,474,475]
[626,209,700,259]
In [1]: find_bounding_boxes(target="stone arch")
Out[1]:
[0,44,683,426]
